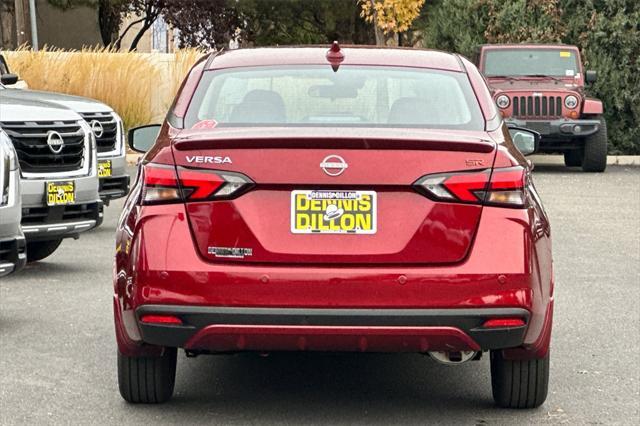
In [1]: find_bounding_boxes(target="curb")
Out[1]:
[530,155,640,166]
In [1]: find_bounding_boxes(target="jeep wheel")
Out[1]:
[118,349,177,403]
[582,117,607,172]
[490,350,549,409]
[26,239,63,262]
[563,150,583,167]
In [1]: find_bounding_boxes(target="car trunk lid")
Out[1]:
[172,127,496,265]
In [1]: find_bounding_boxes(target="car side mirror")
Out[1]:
[1,73,19,85]
[585,70,597,84]
[507,126,540,156]
[128,124,161,153]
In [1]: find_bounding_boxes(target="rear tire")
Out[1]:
[117,348,177,403]
[26,239,63,262]
[563,150,583,167]
[490,350,549,409]
[582,117,607,172]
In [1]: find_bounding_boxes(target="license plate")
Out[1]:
[98,160,112,177]
[46,181,75,206]
[291,190,377,234]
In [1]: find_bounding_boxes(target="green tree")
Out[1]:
[419,0,489,56]
[562,0,640,154]
[239,0,374,46]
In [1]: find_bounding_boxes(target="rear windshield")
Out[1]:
[184,65,484,130]
[483,49,579,77]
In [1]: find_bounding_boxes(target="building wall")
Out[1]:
[1,3,175,52]
[0,2,17,49]
[119,15,176,53]
[119,17,152,52]
[35,0,102,49]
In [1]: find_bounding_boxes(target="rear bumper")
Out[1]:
[114,204,554,357]
[136,305,529,353]
[0,235,26,277]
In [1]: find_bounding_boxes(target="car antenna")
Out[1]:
[326,41,344,72]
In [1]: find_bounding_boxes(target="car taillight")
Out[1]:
[141,164,182,204]
[482,166,527,207]
[413,166,527,208]
[141,163,253,205]
[177,167,253,200]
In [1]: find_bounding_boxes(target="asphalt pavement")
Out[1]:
[1,164,639,425]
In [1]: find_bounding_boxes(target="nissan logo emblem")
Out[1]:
[90,120,104,138]
[46,131,65,154]
[320,155,348,176]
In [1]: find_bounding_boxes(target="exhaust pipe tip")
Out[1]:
[429,350,477,365]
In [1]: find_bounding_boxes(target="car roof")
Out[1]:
[480,44,579,50]
[206,46,465,72]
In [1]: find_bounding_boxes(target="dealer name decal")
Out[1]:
[291,190,377,234]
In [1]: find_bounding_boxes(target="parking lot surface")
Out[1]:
[1,164,639,425]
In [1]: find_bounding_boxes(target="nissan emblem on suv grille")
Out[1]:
[90,120,104,138]
[46,131,65,154]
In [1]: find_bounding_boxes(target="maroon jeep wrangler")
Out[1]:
[477,44,606,172]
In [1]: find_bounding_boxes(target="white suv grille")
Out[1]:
[80,112,119,154]
[0,120,86,174]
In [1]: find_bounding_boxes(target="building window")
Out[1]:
[152,15,168,52]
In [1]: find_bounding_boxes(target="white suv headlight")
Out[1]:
[112,111,125,155]
[564,95,578,109]
[496,95,510,109]
[79,120,96,150]
[1,130,18,206]
[0,130,18,171]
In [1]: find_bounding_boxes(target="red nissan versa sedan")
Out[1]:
[116,44,553,408]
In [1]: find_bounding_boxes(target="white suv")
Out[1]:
[0,94,102,262]
[1,84,129,205]
[0,130,26,276]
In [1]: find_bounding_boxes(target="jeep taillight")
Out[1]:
[413,166,527,208]
[141,163,253,205]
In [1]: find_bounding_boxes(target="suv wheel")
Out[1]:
[490,350,549,408]
[582,117,607,172]
[563,150,583,167]
[26,239,63,262]
[118,348,177,403]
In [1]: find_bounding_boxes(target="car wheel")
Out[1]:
[490,350,549,408]
[26,239,63,262]
[582,117,607,172]
[563,150,583,167]
[117,348,177,403]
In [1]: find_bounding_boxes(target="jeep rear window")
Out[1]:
[184,65,484,130]
[483,49,579,77]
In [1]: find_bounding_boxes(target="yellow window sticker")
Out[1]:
[560,51,571,57]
